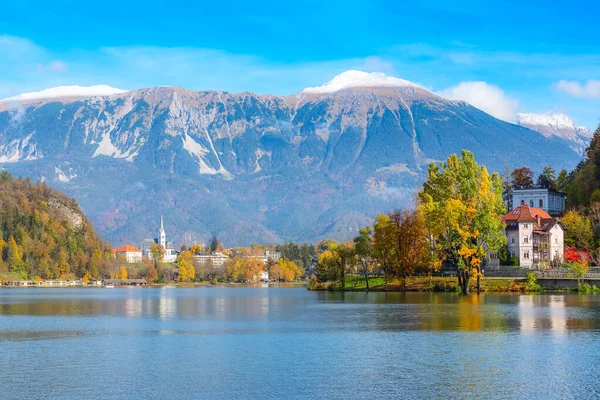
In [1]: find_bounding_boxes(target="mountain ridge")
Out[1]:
[0,72,585,246]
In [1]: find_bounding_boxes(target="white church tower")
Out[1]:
[159,216,166,249]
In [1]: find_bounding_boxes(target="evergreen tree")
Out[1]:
[210,236,220,253]
[536,165,557,189]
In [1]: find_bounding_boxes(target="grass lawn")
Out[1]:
[313,275,533,292]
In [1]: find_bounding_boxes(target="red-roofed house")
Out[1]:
[501,202,565,267]
[113,244,143,264]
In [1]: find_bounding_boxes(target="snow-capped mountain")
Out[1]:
[0,72,583,245]
[516,112,593,154]
[1,85,127,103]
[302,70,419,94]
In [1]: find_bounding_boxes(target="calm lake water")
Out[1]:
[1,287,600,399]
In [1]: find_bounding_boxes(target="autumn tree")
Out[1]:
[371,215,395,280]
[317,242,355,288]
[419,150,506,295]
[150,243,165,262]
[388,209,429,286]
[561,210,595,251]
[225,257,264,283]
[190,243,203,255]
[511,167,534,190]
[276,258,304,282]
[119,266,128,280]
[177,259,195,282]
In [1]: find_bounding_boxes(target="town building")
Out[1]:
[500,203,565,268]
[193,252,230,267]
[144,216,178,263]
[113,244,143,264]
[511,187,566,217]
[242,250,281,264]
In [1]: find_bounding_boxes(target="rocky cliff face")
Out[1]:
[0,72,583,246]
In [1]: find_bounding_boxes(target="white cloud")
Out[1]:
[36,60,69,72]
[553,79,600,98]
[438,81,519,122]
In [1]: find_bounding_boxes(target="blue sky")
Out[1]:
[1,0,599,128]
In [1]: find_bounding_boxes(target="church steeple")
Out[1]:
[159,216,166,248]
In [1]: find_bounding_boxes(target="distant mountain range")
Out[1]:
[0,71,586,246]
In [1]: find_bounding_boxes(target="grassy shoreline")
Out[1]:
[307,275,569,293]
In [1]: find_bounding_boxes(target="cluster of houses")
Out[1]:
[2,279,147,287]
[113,216,281,280]
[113,187,568,274]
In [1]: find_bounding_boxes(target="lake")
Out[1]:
[1,287,600,399]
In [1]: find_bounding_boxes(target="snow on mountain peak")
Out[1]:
[302,70,419,94]
[516,112,583,130]
[1,85,127,103]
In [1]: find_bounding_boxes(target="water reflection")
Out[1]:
[1,289,600,334]
[549,295,567,336]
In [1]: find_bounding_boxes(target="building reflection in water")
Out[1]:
[518,295,536,334]
[548,295,566,337]
[159,286,177,320]
[519,295,567,336]
[124,295,143,317]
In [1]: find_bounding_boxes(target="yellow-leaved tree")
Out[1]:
[419,150,506,295]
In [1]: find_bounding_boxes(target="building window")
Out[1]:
[511,237,515,244]
[539,199,543,208]
[524,251,530,259]
[524,224,528,229]
[555,237,558,244]
[530,200,534,207]
[524,235,528,244]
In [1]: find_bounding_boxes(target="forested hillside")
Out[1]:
[0,172,116,281]
[566,124,600,206]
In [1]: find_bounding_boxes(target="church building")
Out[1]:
[144,216,178,263]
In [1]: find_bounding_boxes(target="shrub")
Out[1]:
[432,281,460,292]
[525,272,541,292]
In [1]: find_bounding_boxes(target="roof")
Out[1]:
[503,204,551,224]
[113,244,142,253]
[512,187,566,196]
[503,204,564,233]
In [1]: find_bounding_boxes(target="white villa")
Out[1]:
[502,203,565,267]
[113,244,143,264]
[144,216,178,263]
[511,187,566,217]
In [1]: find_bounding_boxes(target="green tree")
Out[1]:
[210,236,220,253]
[566,125,600,206]
[555,169,571,192]
[537,165,557,189]
[419,150,507,295]
[354,227,374,290]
